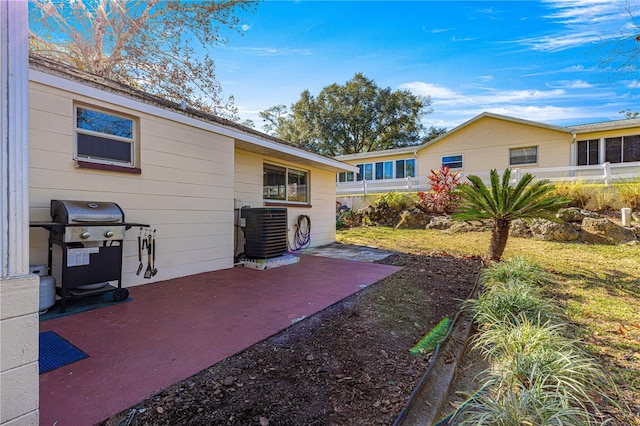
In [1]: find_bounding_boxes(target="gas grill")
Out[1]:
[31,200,147,312]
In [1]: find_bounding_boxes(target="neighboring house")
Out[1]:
[335,112,640,193]
[27,56,357,286]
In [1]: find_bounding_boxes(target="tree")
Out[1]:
[29,0,259,120]
[452,169,570,261]
[260,73,432,156]
[423,125,448,143]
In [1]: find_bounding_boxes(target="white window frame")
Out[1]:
[605,134,640,163]
[263,162,310,205]
[509,146,538,166]
[74,105,136,167]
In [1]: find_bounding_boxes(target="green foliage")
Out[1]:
[260,73,431,156]
[615,174,640,209]
[453,169,570,260]
[552,180,593,209]
[470,280,560,328]
[457,254,617,425]
[374,192,415,212]
[454,169,570,223]
[481,257,553,287]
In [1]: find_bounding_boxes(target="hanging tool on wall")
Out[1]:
[151,229,158,277]
[144,229,153,279]
[136,228,144,275]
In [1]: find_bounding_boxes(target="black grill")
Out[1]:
[242,208,288,258]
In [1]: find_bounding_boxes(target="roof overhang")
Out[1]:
[29,67,356,174]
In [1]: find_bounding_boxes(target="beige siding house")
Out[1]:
[2,41,356,425]
[336,112,640,193]
[27,57,356,288]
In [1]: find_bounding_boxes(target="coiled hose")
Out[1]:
[289,214,311,251]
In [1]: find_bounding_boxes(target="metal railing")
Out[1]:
[335,162,640,195]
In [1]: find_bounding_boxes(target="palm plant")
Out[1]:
[453,169,570,261]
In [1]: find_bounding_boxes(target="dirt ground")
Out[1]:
[103,253,483,426]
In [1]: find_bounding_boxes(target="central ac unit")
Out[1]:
[241,207,287,258]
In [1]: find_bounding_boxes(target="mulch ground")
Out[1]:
[103,253,482,426]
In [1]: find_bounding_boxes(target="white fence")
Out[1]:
[335,162,640,195]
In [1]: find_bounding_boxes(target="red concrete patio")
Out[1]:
[39,254,402,426]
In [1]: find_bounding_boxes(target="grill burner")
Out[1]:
[50,200,126,243]
[31,200,148,312]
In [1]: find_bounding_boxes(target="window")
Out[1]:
[442,155,463,169]
[374,161,394,180]
[263,163,308,203]
[396,160,405,178]
[363,163,373,180]
[406,159,415,177]
[337,171,354,182]
[75,106,135,166]
[375,162,384,180]
[577,139,599,165]
[383,161,393,179]
[606,135,640,163]
[509,146,538,165]
[394,159,415,178]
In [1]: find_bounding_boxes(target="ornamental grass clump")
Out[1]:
[471,280,560,328]
[480,256,554,288]
[456,257,616,425]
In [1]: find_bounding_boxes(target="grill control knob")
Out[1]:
[104,230,114,238]
[79,231,91,240]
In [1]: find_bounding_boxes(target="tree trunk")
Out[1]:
[488,218,511,261]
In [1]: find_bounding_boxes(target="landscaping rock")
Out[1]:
[509,219,532,238]
[448,220,491,233]
[556,207,600,223]
[395,208,431,229]
[425,216,451,230]
[580,217,637,245]
[529,218,580,242]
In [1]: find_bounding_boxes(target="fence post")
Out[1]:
[603,162,611,186]
[514,168,521,184]
[363,179,368,196]
[407,176,412,192]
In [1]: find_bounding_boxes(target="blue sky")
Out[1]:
[213,0,639,131]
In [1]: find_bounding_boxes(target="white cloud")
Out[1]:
[241,24,251,32]
[401,79,626,129]
[516,0,633,52]
[547,79,595,89]
[232,47,313,57]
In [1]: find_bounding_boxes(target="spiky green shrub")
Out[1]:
[480,257,553,287]
[471,280,560,328]
[457,383,595,426]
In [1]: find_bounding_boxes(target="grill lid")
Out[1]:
[50,200,125,224]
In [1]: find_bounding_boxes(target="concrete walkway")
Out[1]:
[39,253,401,426]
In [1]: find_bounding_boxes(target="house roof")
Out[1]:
[568,117,640,134]
[28,55,357,174]
[335,145,421,161]
[335,112,640,163]
[419,112,571,152]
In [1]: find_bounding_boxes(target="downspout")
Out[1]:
[570,132,576,177]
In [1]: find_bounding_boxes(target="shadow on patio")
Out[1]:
[39,253,401,426]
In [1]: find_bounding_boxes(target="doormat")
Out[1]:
[40,292,131,322]
[39,330,88,374]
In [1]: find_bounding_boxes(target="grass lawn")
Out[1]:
[338,226,640,418]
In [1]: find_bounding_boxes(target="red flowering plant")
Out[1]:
[417,166,463,214]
